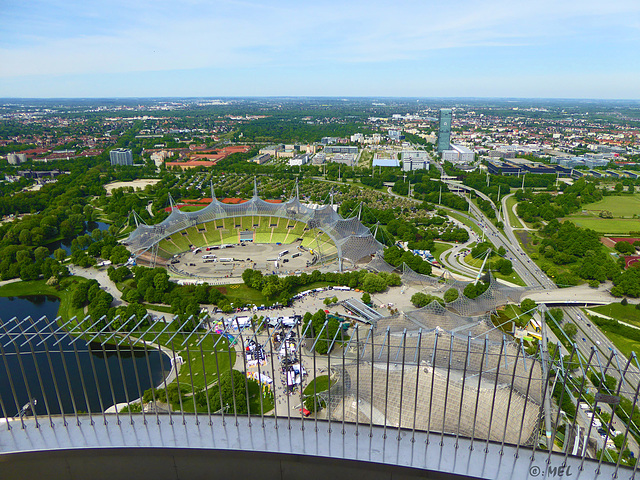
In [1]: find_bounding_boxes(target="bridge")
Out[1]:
[0,311,638,480]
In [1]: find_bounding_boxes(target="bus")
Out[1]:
[219,258,233,263]
[202,254,216,259]
[278,250,289,257]
[291,252,301,258]
[529,318,541,333]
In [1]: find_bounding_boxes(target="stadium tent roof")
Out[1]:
[123,186,384,266]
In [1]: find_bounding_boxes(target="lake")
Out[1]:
[47,221,111,256]
[0,295,169,418]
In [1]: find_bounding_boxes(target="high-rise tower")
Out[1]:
[437,108,452,152]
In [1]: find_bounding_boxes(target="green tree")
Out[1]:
[443,288,459,303]
[53,248,67,262]
[521,298,537,312]
[361,292,371,305]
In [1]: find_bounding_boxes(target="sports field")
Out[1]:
[562,217,639,234]
[581,194,640,217]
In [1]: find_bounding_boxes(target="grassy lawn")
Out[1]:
[303,374,333,396]
[505,195,523,228]
[581,194,640,217]
[179,205,205,212]
[598,329,640,360]
[590,303,640,328]
[447,210,483,236]
[0,276,90,322]
[463,253,526,286]
[561,216,640,235]
[432,241,453,260]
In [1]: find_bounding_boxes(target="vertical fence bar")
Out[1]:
[340,325,345,435]
[325,320,331,433]
[579,348,615,470]
[112,323,134,424]
[355,324,360,436]
[411,329,422,443]
[484,338,505,452]
[546,343,576,464]
[397,328,407,440]
[0,334,23,429]
[516,340,541,459]
[197,329,212,426]
[69,321,103,425]
[212,328,226,424]
[234,318,252,425]
[529,342,560,461]
[440,334,454,446]
[29,317,67,425]
[15,317,55,427]
[139,325,160,425]
[369,326,375,438]
[426,331,439,443]
[469,337,487,451]
[597,352,632,474]
[258,317,267,428]
[454,333,471,448]
[500,343,522,455]
[265,322,278,430]
[44,319,81,426]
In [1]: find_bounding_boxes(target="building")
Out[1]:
[324,146,358,155]
[401,151,430,172]
[372,155,400,168]
[437,109,452,152]
[259,144,284,156]
[388,129,405,142]
[289,154,310,166]
[329,153,357,166]
[442,144,474,164]
[250,153,271,165]
[7,153,27,165]
[109,148,133,166]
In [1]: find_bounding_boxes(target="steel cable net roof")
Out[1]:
[367,257,533,314]
[124,191,384,264]
[323,309,543,445]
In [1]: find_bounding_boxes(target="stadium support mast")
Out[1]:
[253,177,258,198]
[210,180,217,202]
[295,178,300,199]
[168,193,177,211]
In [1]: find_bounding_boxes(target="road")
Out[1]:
[444,181,640,457]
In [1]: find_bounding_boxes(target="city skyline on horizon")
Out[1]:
[1,0,640,99]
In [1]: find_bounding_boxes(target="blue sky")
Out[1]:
[1,0,639,98]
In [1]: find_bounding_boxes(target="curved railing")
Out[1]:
[0,311,638,480]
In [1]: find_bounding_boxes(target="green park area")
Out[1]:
[563,194,640,234]
[505,195,523,228]
[431,241,452,261]
[463,252,526,286]
[582,194,640,217]
[590,302,640,328]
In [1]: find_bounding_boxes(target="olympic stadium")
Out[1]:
[123,182,384,277]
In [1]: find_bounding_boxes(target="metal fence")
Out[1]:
[0,311,638,479]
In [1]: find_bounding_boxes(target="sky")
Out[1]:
[1,0,639,99]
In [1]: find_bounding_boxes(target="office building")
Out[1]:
[109,148,133,166]
[324,146,358,155]
[437,109,452,152]
[442,144,474,164]
[401,151,430,171]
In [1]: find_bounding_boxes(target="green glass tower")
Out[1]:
[437,108,452,152]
